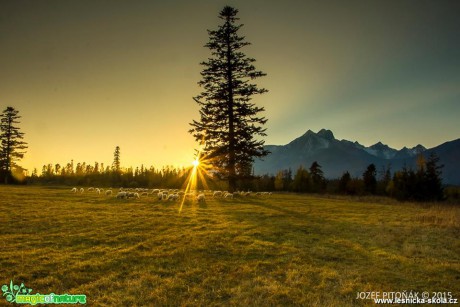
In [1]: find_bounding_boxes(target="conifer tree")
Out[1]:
[112,146,121,173]
[190,6,268,192]
[309,161,326,192]
[0,107,28,183]
[363,163,377,194]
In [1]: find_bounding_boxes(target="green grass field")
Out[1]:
[1,186,459,306]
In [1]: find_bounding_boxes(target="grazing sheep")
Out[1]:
[224,192,233,199]
[157,192,164,201]
[125,192,138,199]
[88,187,94,192]
[79,188,84,194]
[168,194,179,201]
[213,191,223,198]
[95,188,101,194]
[71,187,77,193]
[105,190,113,196]
[197,193,206,202]
[140,192,148,197]
[116,191,127,199]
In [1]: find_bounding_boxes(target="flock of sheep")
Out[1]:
[70,186,272,202]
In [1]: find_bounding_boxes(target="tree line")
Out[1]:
[28,151,448,202]
[0,104,450,202]
[262,154,445,202]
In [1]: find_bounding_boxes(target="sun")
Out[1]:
[192,158,200,167]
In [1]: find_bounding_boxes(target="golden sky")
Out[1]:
[1,0,459,172]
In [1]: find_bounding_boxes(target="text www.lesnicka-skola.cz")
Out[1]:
[356,291,458,304]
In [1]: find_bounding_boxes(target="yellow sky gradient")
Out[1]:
[1,1,459,173]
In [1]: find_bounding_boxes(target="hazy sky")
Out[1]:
[1,0,459,172]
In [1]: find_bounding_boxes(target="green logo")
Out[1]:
[2,281,32,303]
[1,280,86,305]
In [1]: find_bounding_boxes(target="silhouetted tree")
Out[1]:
[423,152,444,201]
[390,154,444,201]
[0,107,28,183]
[309,161,326,192]
[190,6,268,192]
[338,171,351,194]
[112,146,121,173]
[363,163,377,194]
[378,164,392,195]
[292,166,310,192]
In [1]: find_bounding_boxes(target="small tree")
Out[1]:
[112,146,121,173]
[309,161,326,192]
[363,164,377,194]
[423,152,444,201]
[0,107,28,183]
[190,6,268,192]
[338,171,351,194]
[292,166,310,193]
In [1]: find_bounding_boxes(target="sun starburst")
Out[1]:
[178,143,211,213]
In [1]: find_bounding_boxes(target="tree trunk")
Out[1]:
[225,20,236,193]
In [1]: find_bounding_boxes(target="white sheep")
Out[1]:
[105,190,113,196]
[88,187,94,192]
[167,194,177,201]
[79,188,84,193]
[140,192,148,197]
[95,188,101,194]
[71,187,77,193]
[197,193,206,202]
[125,192,138,199]
[116,191,127,199]
[224,192,233,199]
[213,191,223,198]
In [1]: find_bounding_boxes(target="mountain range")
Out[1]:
[254,129,460,185]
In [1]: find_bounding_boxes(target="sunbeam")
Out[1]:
[178,143,211,213]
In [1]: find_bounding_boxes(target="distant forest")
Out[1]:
[28,151,457,202]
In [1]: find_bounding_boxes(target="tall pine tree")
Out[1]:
[0,106,28,184]
[190,6,268,192]
[112,146,121,173]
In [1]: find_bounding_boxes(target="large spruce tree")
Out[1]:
[190,6,268,192]
[0,106,28,183]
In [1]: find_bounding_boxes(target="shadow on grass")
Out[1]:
[234,197,310,219]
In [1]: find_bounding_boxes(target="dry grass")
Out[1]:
[0,186,459,306]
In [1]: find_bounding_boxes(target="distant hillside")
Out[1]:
[254,129,460,185]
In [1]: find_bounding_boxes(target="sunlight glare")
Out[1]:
[179,141,210,214]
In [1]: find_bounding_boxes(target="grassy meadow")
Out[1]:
[0,185,459,306]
